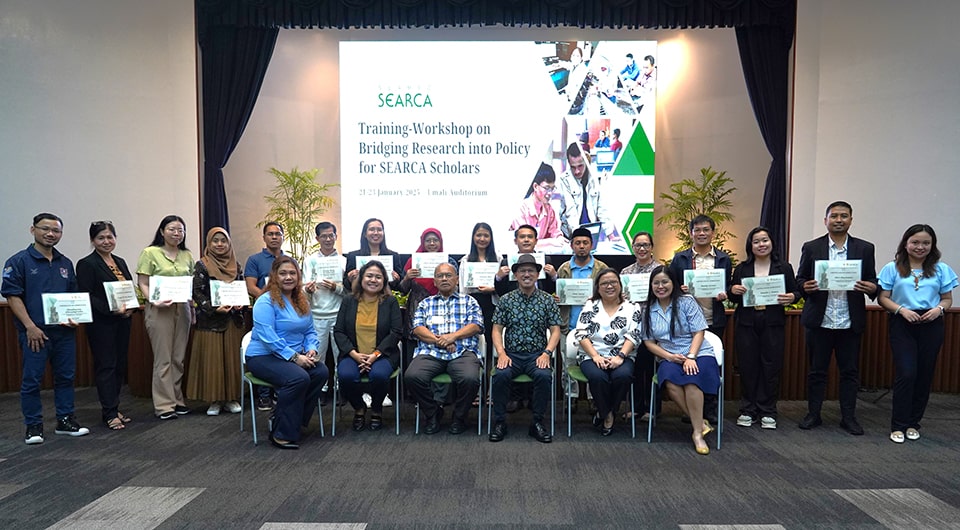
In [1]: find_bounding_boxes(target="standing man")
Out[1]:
[489,254,563,443]
[2,213,89,444]
[557,227,608,333]
[304,222,347,401]
[406,263,483,435]
[557,142,620,242]
[244,221,289,411]
[796,201,877,435]
[669,214,732,425]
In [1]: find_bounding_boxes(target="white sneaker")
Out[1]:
[906,427,920,440]
[223,401,242,414]
[737,414,754,427]
[760,416,777,429]
[382,395,393,407]
[362,393,373,408]
[321,384,329,393]
[206,403,221,416]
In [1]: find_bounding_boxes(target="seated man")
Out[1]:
[489,254,563,443]
[405,263,483,435]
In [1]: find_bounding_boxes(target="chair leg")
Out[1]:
[317,398,325,438]
[629,383,636,439]
[394,374,401,436]
[249,382,259,445]
[647,379,655,443]
[415,402,421,434]
[331,373,338,438]
[567,384,572,437]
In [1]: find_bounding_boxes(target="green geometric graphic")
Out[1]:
[613,122,655,176]
[623,202,655,243]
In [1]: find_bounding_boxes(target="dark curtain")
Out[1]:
[200,25,279,235]
[736,22,794,258]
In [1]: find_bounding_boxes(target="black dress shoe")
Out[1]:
[424,416,441,435]
[369,415,383,431]
[528,422,552,443]
[798,413,822,430]
[352,413,366,432]
[448,420,466,435]
[489,421,507,442]
[269,435,299,450]
[840,417,864,436]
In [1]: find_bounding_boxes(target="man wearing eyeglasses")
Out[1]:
[303,222,347,403]
[405,263,483,435]
[2,213,89,444]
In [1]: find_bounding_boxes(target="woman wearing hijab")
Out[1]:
[186,227,246,416]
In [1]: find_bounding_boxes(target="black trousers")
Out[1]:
[805,327,861,419]
[492,351,551,423]
[405,354,481,423]
[85,316,132,422]
[735,313,784,419]
[889,315,944,432]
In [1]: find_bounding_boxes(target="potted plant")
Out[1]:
[260,167,338,264]
[656,166,737,259]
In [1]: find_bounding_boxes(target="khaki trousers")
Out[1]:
[145,303,191,414]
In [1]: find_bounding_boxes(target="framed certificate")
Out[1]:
[683,269,727,298]
[41,293,93,324]
[411,253,449,279]
[210,280,250,307]
[741,274,786,307]
[814,259,861,291]
[305,255,343,283]
[356,256,394,279]
[621,273,651,302]
[463,262,500,289]
[104,280,140,312]
[507,253,547,281]
[556,278,593,306]
[148,275,192,303]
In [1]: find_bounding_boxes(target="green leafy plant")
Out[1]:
[657,166,737,258]
[260,167,338,264]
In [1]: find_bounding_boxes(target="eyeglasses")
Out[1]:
[317,234,336,240]
[34,225,62,235]
[599,281,619,288]
[435,273,456,279]
[424,237,441,244]
[632,243,652,250]
[537,183,556,192]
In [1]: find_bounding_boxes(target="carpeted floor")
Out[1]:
[1,386,959,529]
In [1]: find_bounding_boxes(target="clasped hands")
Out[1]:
[293,350,319,368]
[351,350,381,373]
[432,333,457,353]
[591,354,624,370]
[898,307,942,324]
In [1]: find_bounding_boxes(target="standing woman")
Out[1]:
[400,228,458,371]
[460,222,500,365]
[728,226,800,430]
[187,227,245,416]
[344,218,402,291]
[76,221,136,430]
[334,261,402,431]
[620,231,662,419]
[643,266,719,455]
[137,215,194,420]
[877,224,957,443]
[573,268,641,435]
[245,256,327,449]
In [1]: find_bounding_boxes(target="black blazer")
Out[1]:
[334,294,403,368]
[728,259,801,327]
[668,247,733,329]
[796,234,878,333]
[76,251,134,321]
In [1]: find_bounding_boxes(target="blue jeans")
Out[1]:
[20,327,77,425]
[245,354,328,442]
[338,356,394,413]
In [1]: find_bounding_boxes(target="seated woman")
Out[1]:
[573,268,642,436]
[244,256,328,449]
[334,260,402,432]
[642,266,719,455]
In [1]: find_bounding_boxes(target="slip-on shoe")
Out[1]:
[269,435,299,450]
[840,417,864,436]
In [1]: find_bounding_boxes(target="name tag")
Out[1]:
[430,315,445,326]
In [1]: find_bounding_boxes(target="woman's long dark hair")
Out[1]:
[895,224,940,278]
[358,217,391,254]
[643,265,683,339]
[149,215,188,250]
[743,226,779,264]
[352,260,391,301]
[466,222,498,262]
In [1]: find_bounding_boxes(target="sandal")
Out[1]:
[117,412,132,423]
[106,417,125,430]
[352,412,366,432]
[369,414,383,431]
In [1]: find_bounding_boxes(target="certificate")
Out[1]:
[815,259,861,291]
[104,280,140,312]
[411,253,449,279]
[507,253,547,281]
[305,255,343,283]
[463,262,500,289]
[148,275,192,303]
[742,274,786,307]
[41,293,93,324]
[356,255,394,279]
[683,269,727,298]
[210,280,250,307]
[621,273,651,302]
[556,278,593,306]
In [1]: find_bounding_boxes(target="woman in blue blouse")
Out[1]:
[245,256,328,449]
[877,224,957,444]
[642,266,719,455]
[573,268,641,436]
